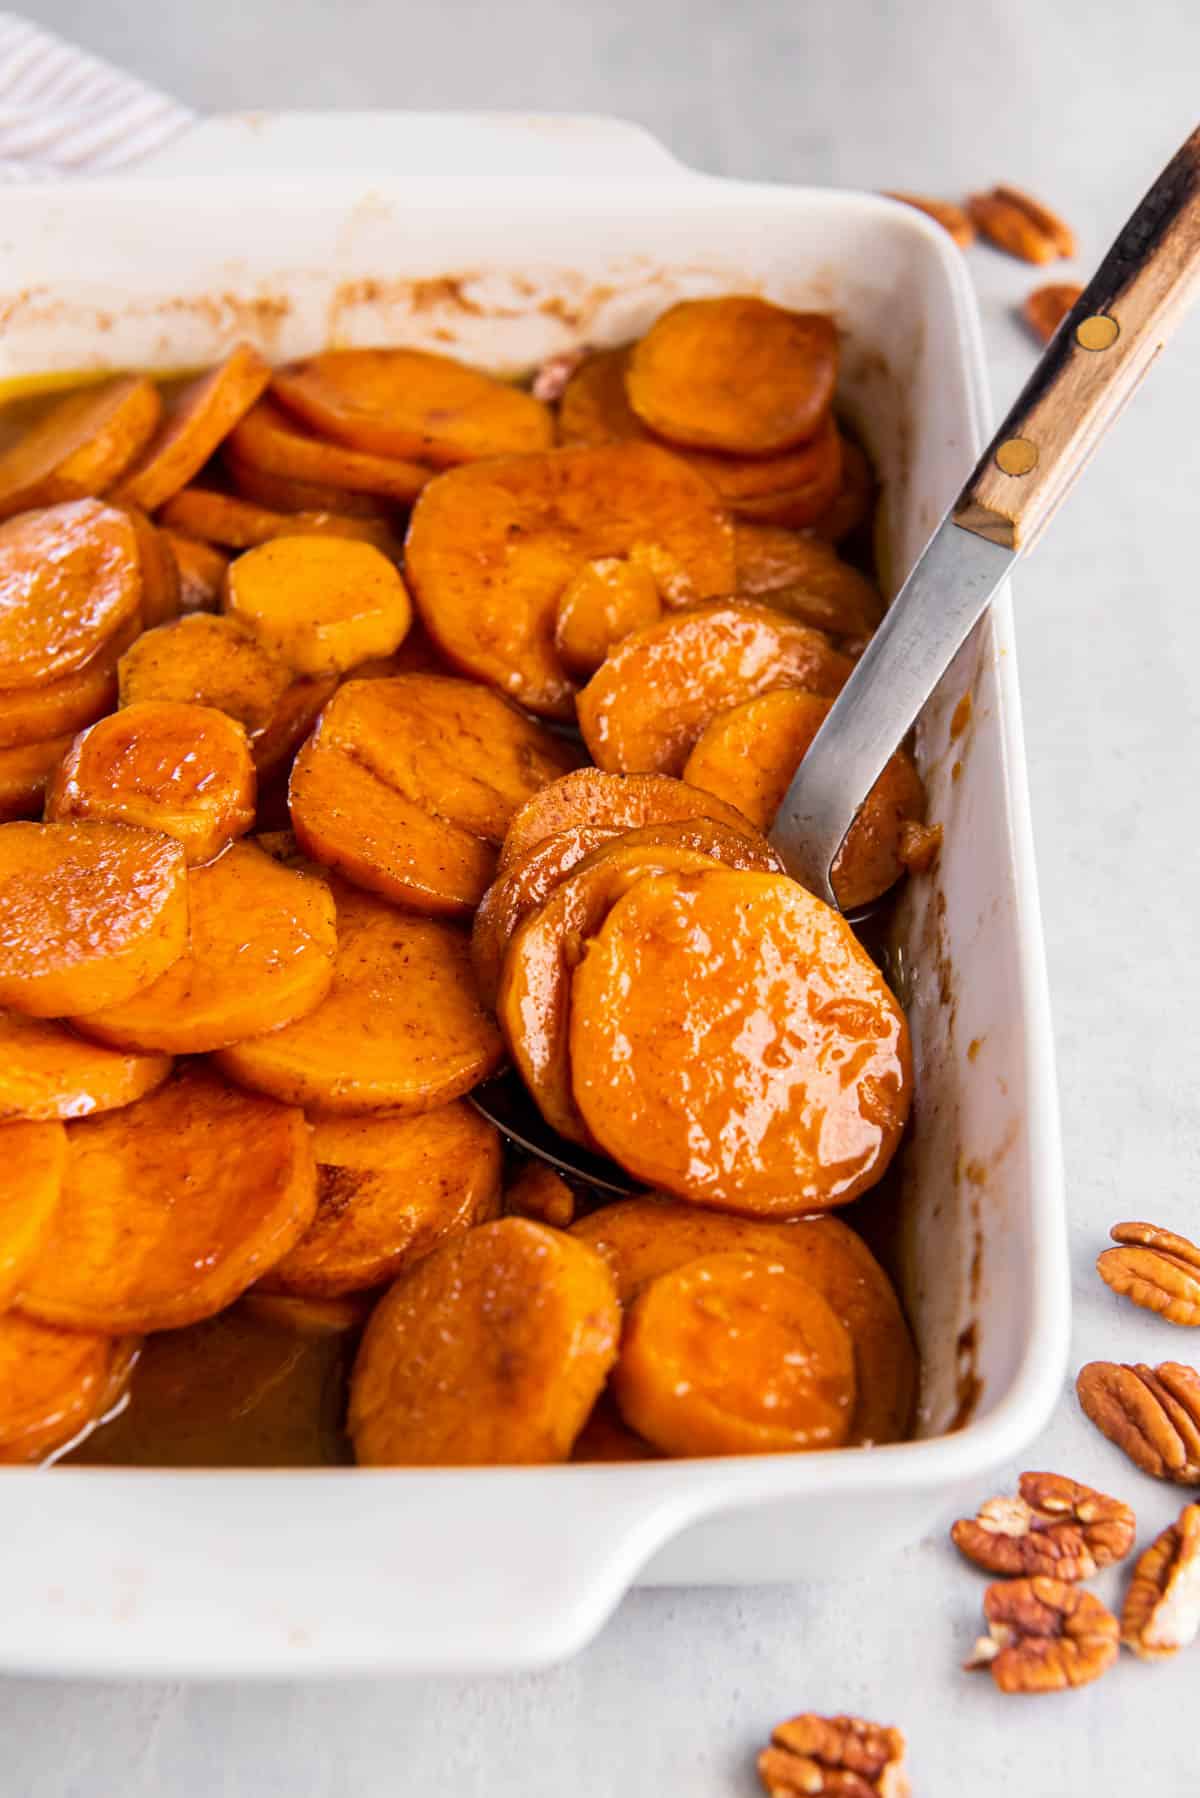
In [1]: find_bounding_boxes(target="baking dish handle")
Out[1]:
[130,110,696,183]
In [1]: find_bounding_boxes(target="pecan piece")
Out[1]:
[1121,1502,1200,1660]
[883,193,974,248]
[951,1471,1135,1580]
[1076,1361,1200,1483]
[1022,282,1083,344]
[965,1576,1119,1693]
[1098,1221,1200,1326]
[968,186,1076,264]
[758,1714,910,1798]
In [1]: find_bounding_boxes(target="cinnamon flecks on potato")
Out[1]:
[118,612,293,735]
[226,397,430,505]
[224,535,412,676]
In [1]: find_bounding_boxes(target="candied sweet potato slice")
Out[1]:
[259,1102,502,1298]
[251,675,337,780]
[577,601,852,775]
[0,1010,171,1121]
[124,505,181,627]
[500,767,770,871]
[626,298,838,454]
[404,442,735,718]
[572,1393,658,1461]
[0,499,141,689]
[162,530,228,613]
[0,613,137,751]
[224,536,412,676]
[46,700,255,865]
[225,456,393,518]
[350,1217,619,1465]
[160,486,403,558]
[0,1119,65,1308]
[18,1065,317,1333]
[112,344,271,512]
[570,870,911,1213]
[215,883,503,1114]
[273,347,554,466]
[683,690,927,909]
[573,1196,916,1445]
[0,376,161,520]
[554,556,662,678]
[77,841,336,1055]
[0,820,187,1017]
[810,436,875,543]
[498,839,729,1145]
[559,348,843,519]
[0,1313,135,1464]
[118,612,293,735]
[0,733,72,821]
[733,522,884,637]
[612,1251,857,1456]
[227,398,430,505]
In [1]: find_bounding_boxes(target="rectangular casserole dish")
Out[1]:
[0,111,1068,1678]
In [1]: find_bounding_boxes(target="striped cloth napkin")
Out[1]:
[0,12,192,180]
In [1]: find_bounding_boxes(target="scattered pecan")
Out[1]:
[530,346,590,405]
[1097,1221,1200,1326]
[968,186,1076,264]
[897,819,942,875]
[1121,1502,1200,1660]
[1076,1360,1200,1483]
[964,1575,1119,1693]
[883,192,975,248]
[505,1161,576,1229]
[951,1471,1135,1581]
[1022,282,1083,344]
[758,1714,910,1798]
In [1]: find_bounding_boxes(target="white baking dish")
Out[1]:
[0,112,1068,1678]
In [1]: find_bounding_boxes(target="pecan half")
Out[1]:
[951,1471,1135,1580]
[1122,1503,1200,1660]
[1022,283,1083,344]
[1098,1221,1200,1326]
[968,186,1076,264]
[964,1576,1119,1693]
[883,193,974,248]
[758,1714,910,1798]
[1076,1361,1200,1483]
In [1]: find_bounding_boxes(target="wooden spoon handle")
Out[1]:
[955,126,1200,551]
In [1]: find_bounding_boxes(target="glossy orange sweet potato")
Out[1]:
[0,820,187,1017]
[124,505,181,627]
[162,530,228,613]
[0,376,161,520]
[18,1065,317,1333]
[504,1162,576,1229]
[273,348,554,466]
[612,1251,857,1456]
[224,536,412,675]
[570,870,912,1212]
[810,436,875,543]
[0,733,72,821]
[160,486,404,559]
[0,1314,136,1463]
[626,299,838,454]
[577,602,853,775]
[0,499,141,688]
[572,1196,916,1445]
[224,455,394,518]
[0,1010,171,1121]
[682,690,927,909]
[250,675,337,780]
[570,1393,658,1461]
[349,1217,619,1465]
[497,839,728,1144]
[0,1119,65,1307]
[733,522,884,637]
[0,613,138,751]
[77,841,337,1054]
[499,767,772,871]
[118,613,294,735]
[240,1290,373,1336]
[259,1102,503,1297]
[554,556,662,678]
[404,442,736,717]
[46,700,256,864]
[227,398,430,505]
[113,344,271,512]
[559,347,843,519]
[215,882,504,1114]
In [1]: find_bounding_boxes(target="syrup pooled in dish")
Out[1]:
[0,298,929,1467]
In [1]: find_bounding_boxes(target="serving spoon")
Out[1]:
[473,124,1200,1188]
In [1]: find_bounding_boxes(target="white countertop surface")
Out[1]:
[10,0,1200,1791]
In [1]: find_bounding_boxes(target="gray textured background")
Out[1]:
[10,1,1200,1792]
